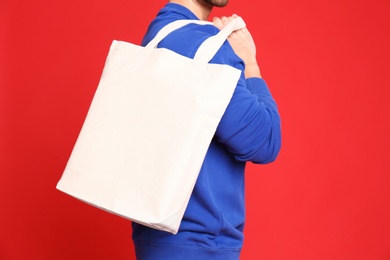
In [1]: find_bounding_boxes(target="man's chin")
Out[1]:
[204,0,229,8]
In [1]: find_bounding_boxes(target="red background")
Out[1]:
[1,0,390,259]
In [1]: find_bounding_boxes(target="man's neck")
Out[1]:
[169,0,212,20]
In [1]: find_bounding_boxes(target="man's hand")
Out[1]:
[213,15,262,78]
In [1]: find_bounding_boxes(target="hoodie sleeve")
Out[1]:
[212,44,282,164]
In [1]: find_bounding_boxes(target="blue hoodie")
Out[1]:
[132,3,281,259]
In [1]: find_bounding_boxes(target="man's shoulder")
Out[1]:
[143,18,241,66]
[147,21,219,59]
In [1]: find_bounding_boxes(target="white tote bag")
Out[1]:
[56,17,246,234]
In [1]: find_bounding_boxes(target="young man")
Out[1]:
[132,1,281,259]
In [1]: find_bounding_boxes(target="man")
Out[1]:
[132,0,281,259]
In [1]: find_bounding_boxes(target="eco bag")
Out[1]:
[56,17,246,234]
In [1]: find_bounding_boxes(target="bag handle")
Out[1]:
[193,17,246,63]
[145,17,246,64]
[146,20,213,49]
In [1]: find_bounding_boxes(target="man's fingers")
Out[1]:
[212,17,223,29]
[221,16,229,25]
[213,15,237,30]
